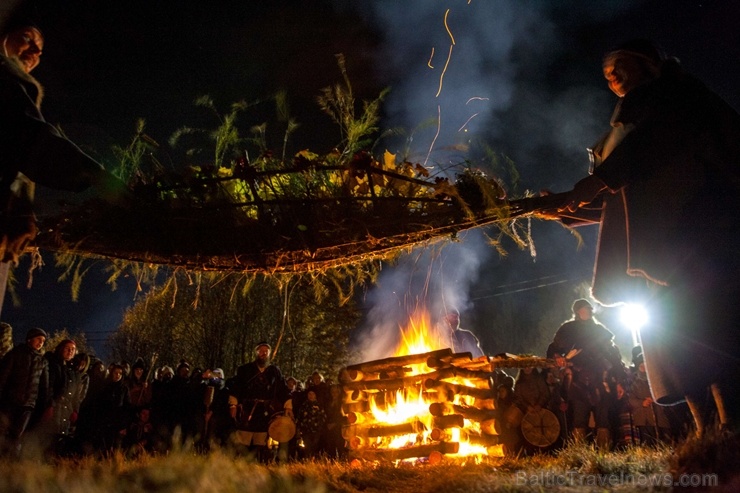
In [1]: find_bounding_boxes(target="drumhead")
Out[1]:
[268,415,296,443]
[521,408,560,447]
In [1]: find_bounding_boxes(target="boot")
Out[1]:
[710,383,732,434]
[572,427,587,443]
[685,395,705,439]
[596,427,611,451]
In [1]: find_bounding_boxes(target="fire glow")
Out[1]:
[342,309,504,462]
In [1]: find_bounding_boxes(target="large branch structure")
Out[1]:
[32,160,566,274]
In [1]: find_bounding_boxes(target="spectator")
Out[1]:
[0,328,48,456]
[297,389,326,459]
[547,299,625,450]
[229,342,290,463]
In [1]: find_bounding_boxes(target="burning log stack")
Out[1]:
[339,348,554,462]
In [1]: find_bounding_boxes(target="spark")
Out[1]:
[424,105,442,167]
[435,44,454,97]
[427,47,435,68]
[466,97,489,104]
[443,9,455,45]
[435,9,455,97]
[458,112,480,132]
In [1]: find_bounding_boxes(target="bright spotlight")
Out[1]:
[620,303,649,330]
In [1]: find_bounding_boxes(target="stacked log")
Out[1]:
[340,348,510,461]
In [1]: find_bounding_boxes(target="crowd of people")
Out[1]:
[0,302,698,463]
[0,328,349,462]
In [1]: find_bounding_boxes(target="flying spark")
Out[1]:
[458,112,480,132]
[435,9,455,97]
[424,105,442,167]
[466,97,490,104]
[428,47,435,68]
[443,9,456,45]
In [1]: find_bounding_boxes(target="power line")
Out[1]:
[471,278,571,300]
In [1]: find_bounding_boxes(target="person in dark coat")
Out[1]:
[0,15,129,264]
[547,299,625,450]
[0,327,49,455]
[89,364,130,452]
[552,40,740,438]
[40,339,79,439]
[228,342,290,462]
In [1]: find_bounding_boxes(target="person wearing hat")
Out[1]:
[0,13,132,265]
[544,39,740,439]
[0,327,49,455]
[547,299,624,450]
[228,342,290,463]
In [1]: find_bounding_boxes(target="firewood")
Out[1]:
[489,355,555,370]
[339,368,376,383]
[432,414,465,429]
[430,428,500,447]
[346,411,375,425]
[423,379,494,400]
[367,419,426,438]
[429,402,496,422]
[350,441,459,461]
[480,418,497,435]
[342,399,370,414]
[345,348,453,374]
[426,351,473,368]
[379,367,412,379]
[342,374,425,393]
[456,355,493,370]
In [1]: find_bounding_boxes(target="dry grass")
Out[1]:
[0,443,683,493]
[4,435,740,492]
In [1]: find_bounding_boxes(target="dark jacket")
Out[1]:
[230,362,289,432]
[0,343,48,409]
[0,55,106,262]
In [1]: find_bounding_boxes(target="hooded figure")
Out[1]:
[556,39,740,435]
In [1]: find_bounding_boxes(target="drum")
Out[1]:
[520,408,561,448]
[268,414,296,443]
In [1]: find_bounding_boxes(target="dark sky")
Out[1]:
[3,0,739,359]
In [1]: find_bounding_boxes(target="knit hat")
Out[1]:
[633,352,644,366]
[2,8,43,38]
[132,357,147,371]
[572,299,593,314]
[26,327,47,341]
[255,341,271,351]
[211,368,225,379]
[604,39,666,67]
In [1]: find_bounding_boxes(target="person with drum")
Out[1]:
[546,299,626,450]
[228,342,290,463]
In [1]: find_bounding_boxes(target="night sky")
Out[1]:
[2,1,739,359]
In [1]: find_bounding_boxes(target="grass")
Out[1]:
[2,434,739,492]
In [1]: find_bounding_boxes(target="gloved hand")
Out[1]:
[560,175,607,213]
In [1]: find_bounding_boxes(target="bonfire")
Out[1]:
[339,309,556,463]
